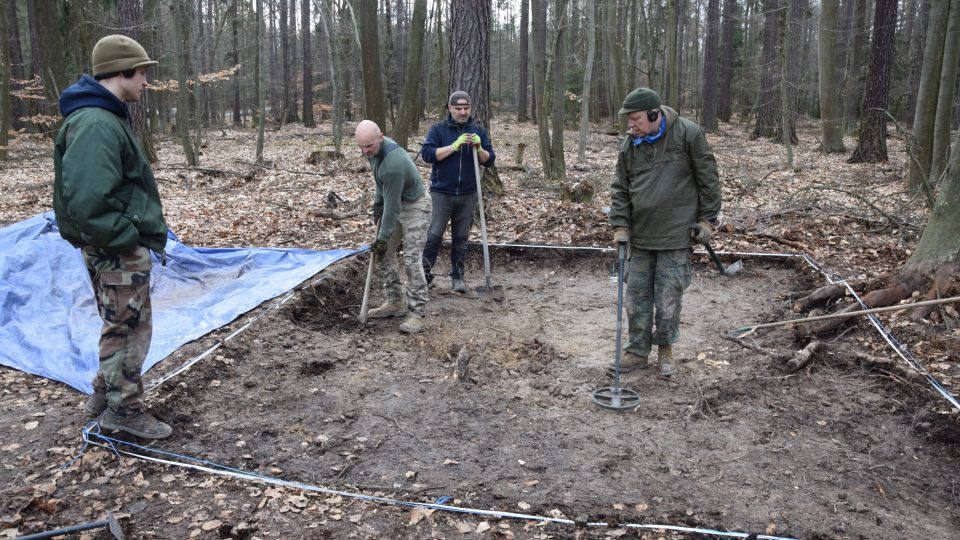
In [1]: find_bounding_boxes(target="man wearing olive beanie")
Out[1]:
[608,87,721,378]
[53,35,172,439]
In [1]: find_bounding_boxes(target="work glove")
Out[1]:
[468,133,481,147]
[691,221,713,244]
[371,239,388,258]
[613,227,630,245]
[451,133,472,151]
[371,204,383,225]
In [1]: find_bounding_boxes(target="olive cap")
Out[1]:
[618,87,661,115]
[92,35,158,76]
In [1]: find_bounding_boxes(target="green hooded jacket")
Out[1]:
[609,106,721,250]
[53,81,167,254]
[370,137,425,242]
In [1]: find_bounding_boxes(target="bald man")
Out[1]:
[356,120,432,334]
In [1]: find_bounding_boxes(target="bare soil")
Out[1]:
[3,247,959,539]
[2,118,959,539]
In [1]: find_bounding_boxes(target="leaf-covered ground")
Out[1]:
[1,116,958,539]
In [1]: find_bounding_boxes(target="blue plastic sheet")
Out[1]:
[0,212,357,394]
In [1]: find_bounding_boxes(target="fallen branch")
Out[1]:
[311,207,362,220]
[755,232,809,251]
[726,296,960,338]
[786,340,824,371]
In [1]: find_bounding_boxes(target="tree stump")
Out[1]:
[306,149,343,165]
[560,181,595,203]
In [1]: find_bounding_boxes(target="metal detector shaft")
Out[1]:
[612,242,626,389]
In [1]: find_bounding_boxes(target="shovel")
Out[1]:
[692,224,742,276]
[357,220,380,325]
[471,146,504,300]
[704,241,743,275]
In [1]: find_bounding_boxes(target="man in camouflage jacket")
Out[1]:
[609,87,721,378]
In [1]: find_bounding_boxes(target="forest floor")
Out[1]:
[1,115,959,539]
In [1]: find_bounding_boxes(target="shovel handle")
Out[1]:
[473,148,493,288]
[703,242,727,275]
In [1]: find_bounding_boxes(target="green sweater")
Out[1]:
[370,137,425,242]
[609,106,721,250]
[53,107,167,253]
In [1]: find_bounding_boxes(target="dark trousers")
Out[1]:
[422,190,478,282]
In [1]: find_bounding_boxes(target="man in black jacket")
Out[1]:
[419,91,496,292]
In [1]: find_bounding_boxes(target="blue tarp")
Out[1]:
[0,212,356,394]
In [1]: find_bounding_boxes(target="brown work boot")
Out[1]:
[83,388,107,416]
[658,345,677,378]
[368,298,407,319]
[608,351,649,374]
[398,314,424,334]
[101,409,173,439]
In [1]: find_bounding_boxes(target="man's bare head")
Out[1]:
[355,120,384,158]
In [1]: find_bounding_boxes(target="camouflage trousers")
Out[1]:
[624,248,692,357]
[81,245,153,415]
[379,195,432,316]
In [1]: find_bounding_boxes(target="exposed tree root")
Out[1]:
[793,284,846,312]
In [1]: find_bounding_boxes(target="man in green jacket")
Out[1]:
[609,87,721,378]
[53,35,171,439]
[356,120,432,334]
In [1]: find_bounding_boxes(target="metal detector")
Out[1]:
[592,242,640,411]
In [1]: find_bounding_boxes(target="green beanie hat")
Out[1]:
[618,87,661,115]
[92,35,158,76]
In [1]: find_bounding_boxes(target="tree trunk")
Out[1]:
[907,0,949,191]
[279,0,292,125]
[548,0,566,174]
[701,0,720,131]
[382,0,397,128]
[717,0,736,122]
[0,1,11,160]
[847,0,898,164]
[302,0,315,127]
[578,0,597,161]
[930,0,960,185]
[197,0,209,129]
[904,120,960,275]
[171,0,197,166]
[449,0,503,195]
[268,0,280,120]
[117,0,158,162]
[319,0,343,153]
[394,0,427,149]
[356,0,386,127]
[232,1,242,126]
[517,0,529,122]
[907,0,931,125]
[256,0,266,162]
[818,0,845,152]
[531,0,549,164]
[752,0,781,140]
[842,0,868,133]
[6,1,27,129]
[781,0,794,166]
[428,0,445,119]
[33,0,65,116]
[665,0,679,107]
